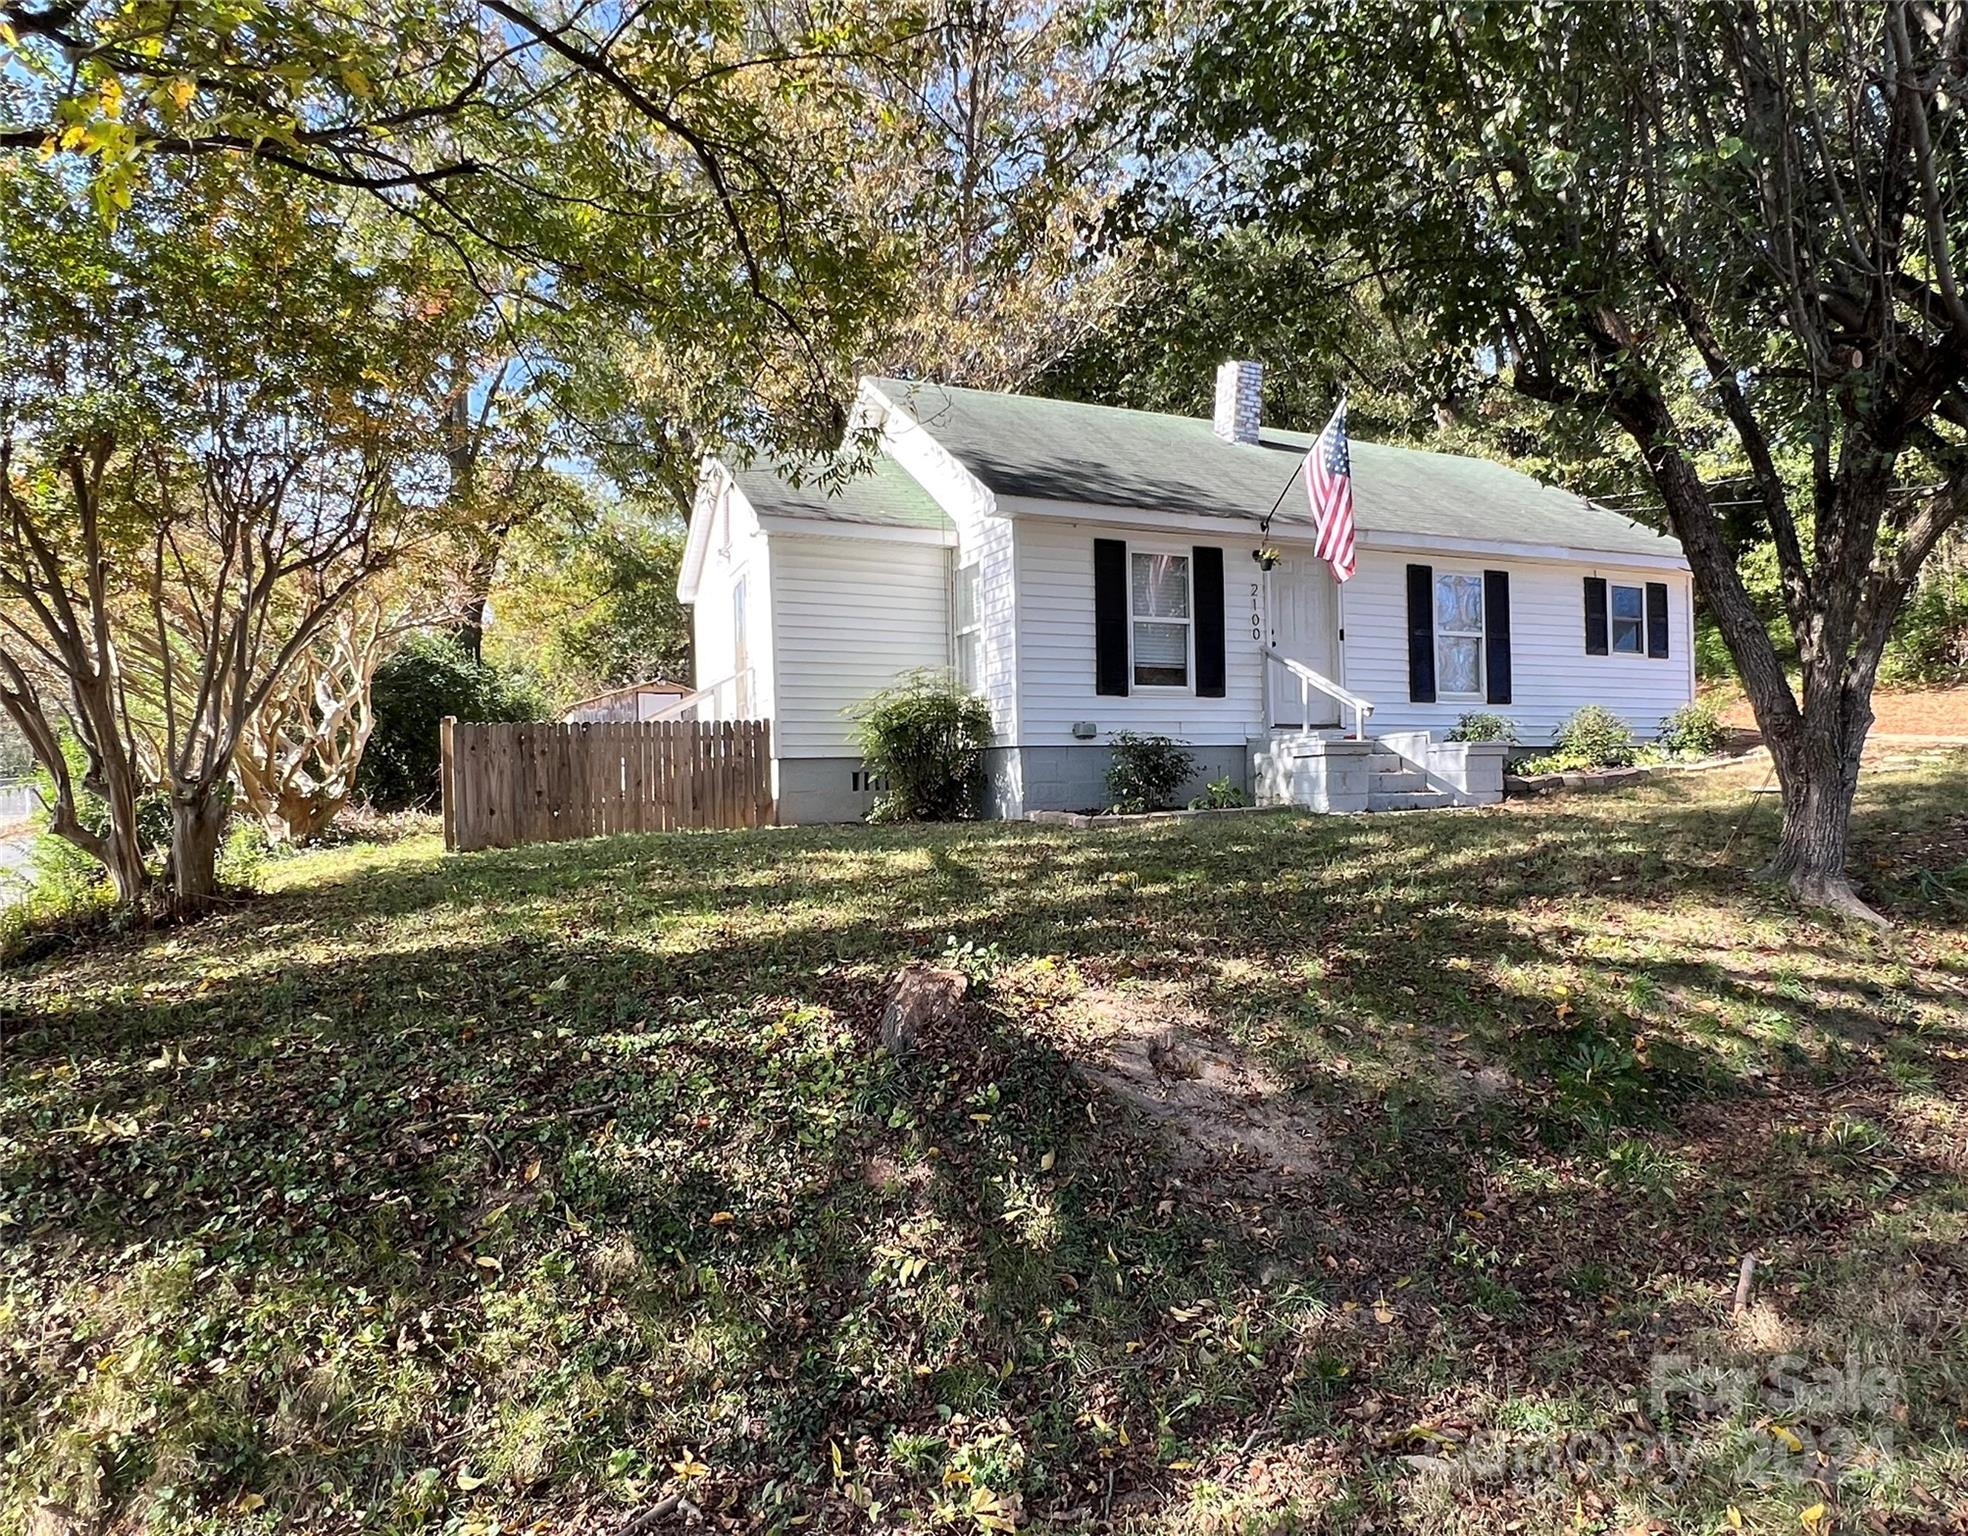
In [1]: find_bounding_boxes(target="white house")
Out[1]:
[673,363,1695,822]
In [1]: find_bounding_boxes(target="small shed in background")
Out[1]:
[559,678,692,724]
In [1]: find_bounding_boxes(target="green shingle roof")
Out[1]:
[733,453,953,533]
[869,377,1683,562]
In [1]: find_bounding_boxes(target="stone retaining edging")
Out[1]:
[1505,747,1770,798]
[1025,804,1291,830]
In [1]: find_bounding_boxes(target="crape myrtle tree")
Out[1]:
[1149,0,1968,922]
[0,162,463,911]
[231,593,398,847]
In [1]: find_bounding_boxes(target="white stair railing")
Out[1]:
[1263,646,1374,740]
[646,668,756,722]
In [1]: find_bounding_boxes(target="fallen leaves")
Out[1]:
[4,764,1965,1536]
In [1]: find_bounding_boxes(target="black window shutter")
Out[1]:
[1093,538,1129,696]
[1193,546,1226,697]
[1483,569,1512,705]
[1583,576,1610,655]
[1406,563,1436,703]
[1645,581,1670,658]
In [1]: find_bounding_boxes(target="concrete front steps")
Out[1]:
[1365,749,1457,812]
[1252,731,1509,814]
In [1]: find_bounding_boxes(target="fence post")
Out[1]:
[440,715,458,852]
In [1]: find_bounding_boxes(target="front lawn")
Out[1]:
[4,754,1967,1534]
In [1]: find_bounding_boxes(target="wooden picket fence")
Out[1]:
[441,717,773,852]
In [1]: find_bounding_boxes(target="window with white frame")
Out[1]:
[954,561,982,693]
[1130,550,1191,688]
[1434,570,1485,696]
[733,576,752,714]
[1610,583,1645,653]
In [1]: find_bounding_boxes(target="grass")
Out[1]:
[3,752,1967,1535]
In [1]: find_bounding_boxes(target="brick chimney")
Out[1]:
[1212,359,1263,444]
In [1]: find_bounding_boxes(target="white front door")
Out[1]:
[1268,555,1340,727]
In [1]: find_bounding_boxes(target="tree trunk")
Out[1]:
[167,791,228,916]
[450,539,501,663]
[26,698,152,907]
[101,809,150,906]
[1738,639,1884,924]
[451,602,486,664]
[280,786,350,845]
[1757,719,1877,922]
[1604,391,1893,925]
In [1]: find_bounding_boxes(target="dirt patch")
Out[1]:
[1072,989,1324,1181]
[1719,684,1968,739]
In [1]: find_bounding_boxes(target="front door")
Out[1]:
[1268,555,1341,727]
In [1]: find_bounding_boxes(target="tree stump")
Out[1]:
[880,964,968,1054]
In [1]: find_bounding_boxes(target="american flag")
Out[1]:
[1303,397,1357,582]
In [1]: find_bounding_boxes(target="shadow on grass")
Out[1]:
[2,757,1965,1529]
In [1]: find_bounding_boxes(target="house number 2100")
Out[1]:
[1249,582,1262,641]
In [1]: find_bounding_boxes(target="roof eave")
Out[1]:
[676,458,730,605]
[755,511,957,544]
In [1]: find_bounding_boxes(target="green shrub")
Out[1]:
[1693,615,1736,681]
[849,670,994,822]
[1446,711,1518,744]
[4,805,265,964]
[1186,775,1248,811]
[1548,705,1638,769]
[1658,700,1726,757]
[1882,563,1968,684]
[0,846,120,963]
[218,819,274,890]
[21,822,112,909]
[360,634,548,809]
[1106,732,1197,814]
[2,747,138,959]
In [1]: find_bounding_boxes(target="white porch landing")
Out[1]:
[1251,731,1509,814]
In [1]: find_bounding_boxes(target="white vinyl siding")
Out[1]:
[871,377,1017,743]
[1341,548,1694,743]
[690,490,774,724]
[1013,518,1262,745]
[769,534,951,757]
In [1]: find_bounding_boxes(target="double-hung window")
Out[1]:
[1434,570,1485,697]
[1130,550,1191,688]
[1610,583,1645,653]
[954,561,982,693]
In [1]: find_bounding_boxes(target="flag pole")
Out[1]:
[1257,388,1343,539]
[1256,463,1300,542]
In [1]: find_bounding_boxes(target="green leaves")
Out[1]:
[3,1,917,462]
